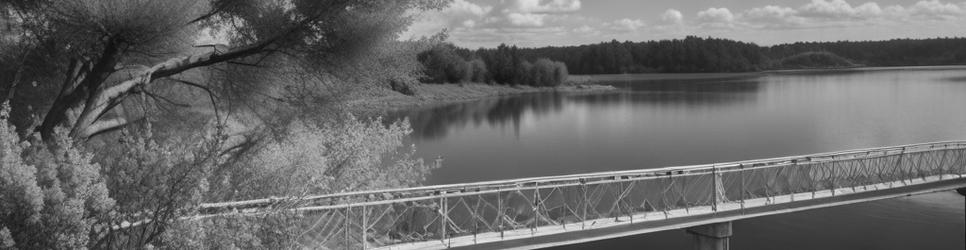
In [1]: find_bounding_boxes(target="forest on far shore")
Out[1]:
[431,36,966,75]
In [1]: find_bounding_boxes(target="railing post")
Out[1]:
[682,172,690,214]
[739,164,745,210]
[440,194,449,247]
[938,145,949,180]
[532,183,539,235]
[498,189,504,239]
[362,205,368,250]
[624,179,633,223]
[790,160,796,202]
[581,178,588,230]
[712,165,718,213]
[439,193,448,247]
[345,206,351,249]
[474,194,479,244]
[615,177,630,222]
[917,151,927,182]
[895,147,907,186]
[830,157,836,196]
[959,148,966,178]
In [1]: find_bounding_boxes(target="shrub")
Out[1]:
[535,58,568,86]
[159,114,437,248]
[466,59,490,83]
[418,44,468,84]
[0,104,114,249]
[95,126,222,248]
[216,115,435,199]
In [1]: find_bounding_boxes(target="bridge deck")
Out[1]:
[192,141,966,249]
[393,175,966,250]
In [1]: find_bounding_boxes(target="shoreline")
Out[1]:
[346,65,966,114]
[347,83,617,113]
[571,65,966,82]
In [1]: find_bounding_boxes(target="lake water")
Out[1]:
[392,66,966,249]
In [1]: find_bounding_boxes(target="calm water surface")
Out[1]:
[392,66,966,250]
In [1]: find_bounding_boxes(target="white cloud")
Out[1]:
[854,3,884,17]
[907,0,965,19]
[660,9,684,25]
[573,25,594,33]
[510,0,581,13]
[697,7,735,27]
[798,0,882,19]
[741,5,806,28]
[407,0,966,48]
[608,18,645,31]
[404,0,492,37]
[507,12,547,27]
[730,0,966,30]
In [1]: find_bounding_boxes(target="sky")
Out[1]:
[402,0,966,48]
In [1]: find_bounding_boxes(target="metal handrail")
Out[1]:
[199,140,966,212]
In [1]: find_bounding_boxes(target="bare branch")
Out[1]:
[77,117,133,139]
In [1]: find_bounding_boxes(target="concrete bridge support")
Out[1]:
[686,222,733,250]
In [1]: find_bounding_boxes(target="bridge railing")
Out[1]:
[197,141,966,249]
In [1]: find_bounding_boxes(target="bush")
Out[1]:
[95,126,222,248]
[466,59,490,83]
[158,114,437,248]
[418,44,468,84]
[508,58,568,86]
[216,115,435,200]
[0,104,114,249]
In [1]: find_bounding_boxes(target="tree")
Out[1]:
[417,43,467,83]
[0,0,448,142]
[1,0,451,248]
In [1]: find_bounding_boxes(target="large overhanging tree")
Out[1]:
[0,1,447,248]
[0,0,446,142]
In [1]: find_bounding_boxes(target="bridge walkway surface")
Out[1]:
[194,141,966,249]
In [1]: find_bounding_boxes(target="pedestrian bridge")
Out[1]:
[199,141,966,249]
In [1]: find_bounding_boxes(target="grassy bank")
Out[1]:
[347,83,616,113]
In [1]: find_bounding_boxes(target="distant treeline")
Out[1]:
[764,38,966,68]
[418,44,568,86]
[437,36,966,75]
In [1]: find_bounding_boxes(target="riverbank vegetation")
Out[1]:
[0,0,446,248]
[418,43,570,86]
[458,36,966,74]
[770,51,860,70]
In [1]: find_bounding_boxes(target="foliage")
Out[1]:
[92,125,223,249]
[764,38,966,67]
[419,43,568,86]
[530,58,568,87]
[0,0,448,142]
[140,114,436,249]
[465,59,490,83]
[773,51,859,69]
[211,114,436,201]
[0,104,114,249]
[502,37,763,74]
[474,36,966,74]
[0,0,452,249]
[418,43,470,83]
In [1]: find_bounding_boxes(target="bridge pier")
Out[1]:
[686,221,733,250]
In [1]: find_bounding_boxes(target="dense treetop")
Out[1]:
[465,36,966,74]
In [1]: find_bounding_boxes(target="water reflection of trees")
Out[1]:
[390,93,565,140]
[573,79,763,108]
[604,79,763,93]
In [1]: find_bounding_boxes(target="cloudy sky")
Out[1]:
[403,0,966,48]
